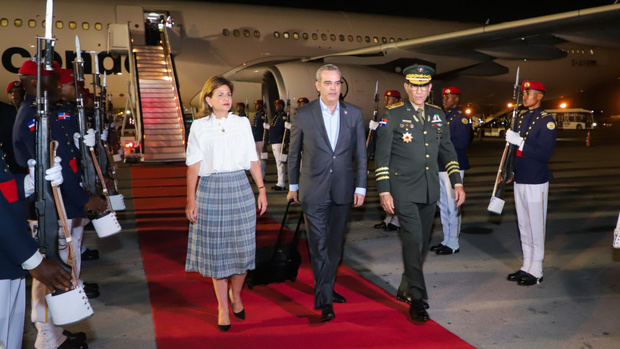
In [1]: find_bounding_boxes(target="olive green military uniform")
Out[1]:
[375,101,462,301]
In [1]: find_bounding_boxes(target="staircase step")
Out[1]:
[142,106,178,112]
[144,134,184,141]
[144,128,183,135]
[143,118,182,125]
[142,153,185,162]
[145,140,186,148]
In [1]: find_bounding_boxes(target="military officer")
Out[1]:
[374,90,402,232]
[251,100,266,179]
[431,86,471,255]
[235,102,247,117]
[505,80,556,286]
[296,97,309,108]
[375,64,465,322]
[268,99,287,191]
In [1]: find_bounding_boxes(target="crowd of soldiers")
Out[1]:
[1,56,122,348]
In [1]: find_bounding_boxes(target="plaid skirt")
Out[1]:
[185,170,256,279]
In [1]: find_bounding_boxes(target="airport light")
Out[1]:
[464,108,472,115]
[560,103,567,109]
[507,103,513,108]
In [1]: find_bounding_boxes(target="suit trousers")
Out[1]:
[438,170,464,250]
[254,141,266,180]
[302,200,351,309]
[395,200,436,300]
[0,278,25,349]
[514,182,549,278]
[271,143,286,187]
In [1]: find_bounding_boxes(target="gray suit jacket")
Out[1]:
[288,99,367,205]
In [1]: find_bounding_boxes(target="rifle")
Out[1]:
[73,36,97,195]
[91,53,108,174]
[280,95,291,163]
[366,80,379,160]
[488,67,521,214]
[34,36,68,273]
[260,98,269,160]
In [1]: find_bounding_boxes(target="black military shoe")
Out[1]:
[507,270,528,282]
[435,245,459,255]
[396,292,429,309]
[374,222,387,230]
[332,291,346,304]
[517,273,543,286]
[62,330,86,343]
[58,337,88,349]
[429,243,444,252]
[409,300,430,322]
[271,185,286,191]
[386,223,399,231]
[81,248,99,261]
[320,305,335,322]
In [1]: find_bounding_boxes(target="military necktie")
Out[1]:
[416,108,424,125]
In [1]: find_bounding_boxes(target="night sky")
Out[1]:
[212,1,616,24]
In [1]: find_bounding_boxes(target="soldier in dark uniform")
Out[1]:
[505,80,556,286]
[296,97,309,109]
[268,99,287,191]
[234,102,247,117]
[1,81,26,173]
[251,100,266,179]
[431,86,472,255]
[0,146,72,349]
[375,64,465,322]
[374,90,402,232]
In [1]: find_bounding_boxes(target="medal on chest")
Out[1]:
[402,131,412,143]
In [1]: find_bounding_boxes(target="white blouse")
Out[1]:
[185,112,258,176]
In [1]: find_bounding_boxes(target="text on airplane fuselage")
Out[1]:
[2,47,130,74]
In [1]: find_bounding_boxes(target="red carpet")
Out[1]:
[131,165,474,349]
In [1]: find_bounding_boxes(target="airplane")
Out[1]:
[1,0,618,161]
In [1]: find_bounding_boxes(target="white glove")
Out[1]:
[369,120,379,131]
[45,157,63,186]
[101,129,109,142]
[25,159,36,197]
[27,159,36,183]
[73,132,81,149]
[506,130,524,149]
[263,122,270,130]
[84,129,96,147]
[284,121,292,130]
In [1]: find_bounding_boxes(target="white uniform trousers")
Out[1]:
[438,170,464,250]
[271,143,286,188]
[254,141,266,180]
[514,182,549,278]
[0,278,26,349]
[32,218,86,349]
[383,214,400,227]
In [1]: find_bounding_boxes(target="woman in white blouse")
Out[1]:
[185,76,267,332]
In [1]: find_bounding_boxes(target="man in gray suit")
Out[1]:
[287,64,367,322]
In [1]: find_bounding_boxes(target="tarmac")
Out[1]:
[23,126,620,348]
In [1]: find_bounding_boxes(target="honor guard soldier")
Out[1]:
[374,90,402,232]
[268,99,287,191]
[375,64,465,322]
[251,100,266,179]
[296,97,309,108]
[505,80,556,286]
[235,102,247,117]
[0,146,72,349]
[431,87,471,255]
[12,60,92,349]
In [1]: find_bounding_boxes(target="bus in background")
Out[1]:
[547,108,596,130]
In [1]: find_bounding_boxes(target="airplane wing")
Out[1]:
[301,3,620,77]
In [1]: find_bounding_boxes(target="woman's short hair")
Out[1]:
[198,76,234,118]
[315,64,342,82]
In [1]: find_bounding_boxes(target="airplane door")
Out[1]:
[116,5,145,45]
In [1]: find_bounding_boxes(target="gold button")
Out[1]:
[425,143,429,146]
[528,126,532,129]
[424,131,428,135]
[425,166,429,170]
[426,154,430,158]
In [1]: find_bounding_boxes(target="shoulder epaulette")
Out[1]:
[386,101,404,110]
[425,103,441,110]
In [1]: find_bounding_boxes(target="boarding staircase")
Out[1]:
[133,45,185,162]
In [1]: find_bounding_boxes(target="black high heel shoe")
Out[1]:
[229,289,246,320]
[217,324,231,332]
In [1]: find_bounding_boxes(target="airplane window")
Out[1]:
[373,36,379,43]
[312,33,318,40]
[69,21,77,30]
[589,49,594,55]
[330,34,336,41]
[82,22,89,30]
[381,37,387,43]
[339,34,345,41]
[347,35,353,42]
[95,23,103,31]
[273,31,280,38]
[356,35,362,43]
[389,37,395,43]
[397,38,403,41]
[293,32,299,40]
[321,33,327,41]
[302,32,308,40]
[233,29,240,37]
[254,30,260,38]
[365,36,370,43]
[56,21,63,29]
[222,28,230,36]
[0,18,7,27]
[28,19,36,28]
[283,32,290,39]
[14,19,23,27]
[243,29,250,37]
